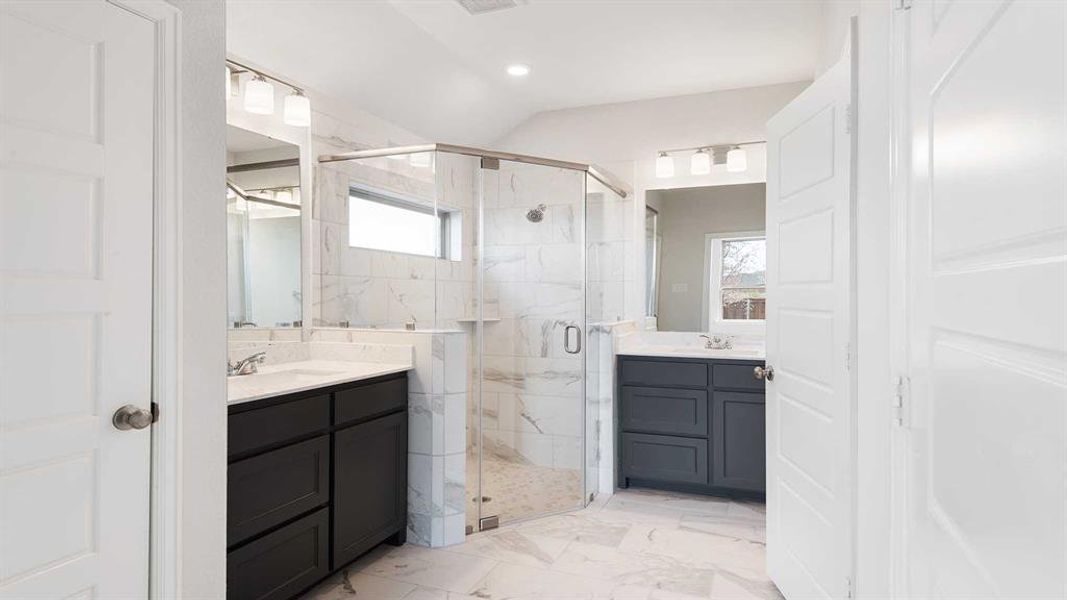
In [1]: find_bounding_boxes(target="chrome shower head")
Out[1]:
[526,204,546,223]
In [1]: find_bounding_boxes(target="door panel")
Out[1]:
[765,19,855,600]
[902,1,1066,597]
[0,2,155,597]
[474,159,587,529]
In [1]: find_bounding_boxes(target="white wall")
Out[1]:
[817,0,861,75]
[166,0,227,597]
[649,184,766,332]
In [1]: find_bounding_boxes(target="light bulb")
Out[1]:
[726,146,747,172]
[283,90,311,126]
[225,66,232,98]
[409,152,432,168]
[655,152,674,178]
[690,149,711,175]
[507,64,530,77]
[244,75,274,115]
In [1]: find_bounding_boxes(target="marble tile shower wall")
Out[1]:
[311,328,468,548]
[475,163,588,475]
[312,152,479,330]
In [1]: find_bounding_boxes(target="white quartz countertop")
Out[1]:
[617,346,766,361]
[227,360,412,405]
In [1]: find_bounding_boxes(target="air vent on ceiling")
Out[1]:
[455,0,523,15]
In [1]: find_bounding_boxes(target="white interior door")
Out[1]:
[765,23,855,600]
[900,1,1066,597]
[0,1,155,597]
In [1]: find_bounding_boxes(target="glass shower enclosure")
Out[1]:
[316,144,628,533]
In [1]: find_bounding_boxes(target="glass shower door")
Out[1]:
[472,158,587,529]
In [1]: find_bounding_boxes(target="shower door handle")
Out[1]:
[564,324,582,354]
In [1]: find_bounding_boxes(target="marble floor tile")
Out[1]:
[550,541,716,598]
[300,487,778,600]
[610,488,732,516]
[678,512,767,544]
[511,511,631,548]
[446,529,572,568]
[359,544,498,593]
[619,525,766,571]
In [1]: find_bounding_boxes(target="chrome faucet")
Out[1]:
[700,334,733,350]
[228,352,266,376]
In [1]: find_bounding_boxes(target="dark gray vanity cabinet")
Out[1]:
[618,355,765,497]
[226,372,408,600]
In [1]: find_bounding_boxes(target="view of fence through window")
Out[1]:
[720,237,766,320]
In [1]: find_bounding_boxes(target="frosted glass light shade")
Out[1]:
[244,76,274,115]
[655,153,675,178]
[726,147,748,172]
[690,149,711,175]
[283,91,311,126]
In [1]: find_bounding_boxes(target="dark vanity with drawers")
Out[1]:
[617,355,765,497]
[227,372,408,600]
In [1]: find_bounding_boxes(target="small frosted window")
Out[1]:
[348,189,458,260]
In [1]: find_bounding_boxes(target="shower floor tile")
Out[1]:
[299,489,783,600]
[465,456,583,530]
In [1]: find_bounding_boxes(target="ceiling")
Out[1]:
[227,0,824,145]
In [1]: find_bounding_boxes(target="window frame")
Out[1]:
[347,185,458,260]
[702,230,767,334]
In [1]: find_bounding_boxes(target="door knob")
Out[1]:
[113,404,153,430]
[754,365,774,381]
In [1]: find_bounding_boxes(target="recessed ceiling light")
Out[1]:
[506,63,530,77]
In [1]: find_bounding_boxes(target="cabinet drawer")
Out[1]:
[621,432,708,485]
[333,411,407,569]
[229,395,330,459]
[711,392,766,492]
[712,363,765,391]
[228,435,330,547]
[621,386,708,437]
[619,359,707,388]
[227,507,329,600]
[334,376,407,426]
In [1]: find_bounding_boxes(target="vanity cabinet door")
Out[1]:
[332,411,407,569]
[227,507,329,600]
[228,435,330,546]
[621,386,708,437]
[621,432,709,485]
[710,392,766,492]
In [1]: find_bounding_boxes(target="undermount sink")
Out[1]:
[230,368,344,384]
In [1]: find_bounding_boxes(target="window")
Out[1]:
[348,187,460,260]
[706,232,766,326]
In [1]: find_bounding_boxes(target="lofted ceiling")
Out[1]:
[227,0,824,145]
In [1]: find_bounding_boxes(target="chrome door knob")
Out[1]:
[113,405,153,430]
[754,365,775,381]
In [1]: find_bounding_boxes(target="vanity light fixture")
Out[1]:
[726,146,748,172]
[283,89,311,127]
[506,63,530,77]
[654,141,763,177]
[655,152,675,178]
[244,74,275,115]
[690,148,711,175]
[227,58,311,126]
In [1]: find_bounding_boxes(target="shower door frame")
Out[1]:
[472,157,591,532]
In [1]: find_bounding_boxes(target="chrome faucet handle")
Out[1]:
[230,351,267,376]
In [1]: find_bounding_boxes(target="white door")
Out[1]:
[899,1,1066,597]
[765,23,855,600]
[0,1,156,597]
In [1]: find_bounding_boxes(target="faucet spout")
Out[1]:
[228,351,267,376]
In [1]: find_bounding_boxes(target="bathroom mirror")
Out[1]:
[645,182,766,333]
[226,125,303,328]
